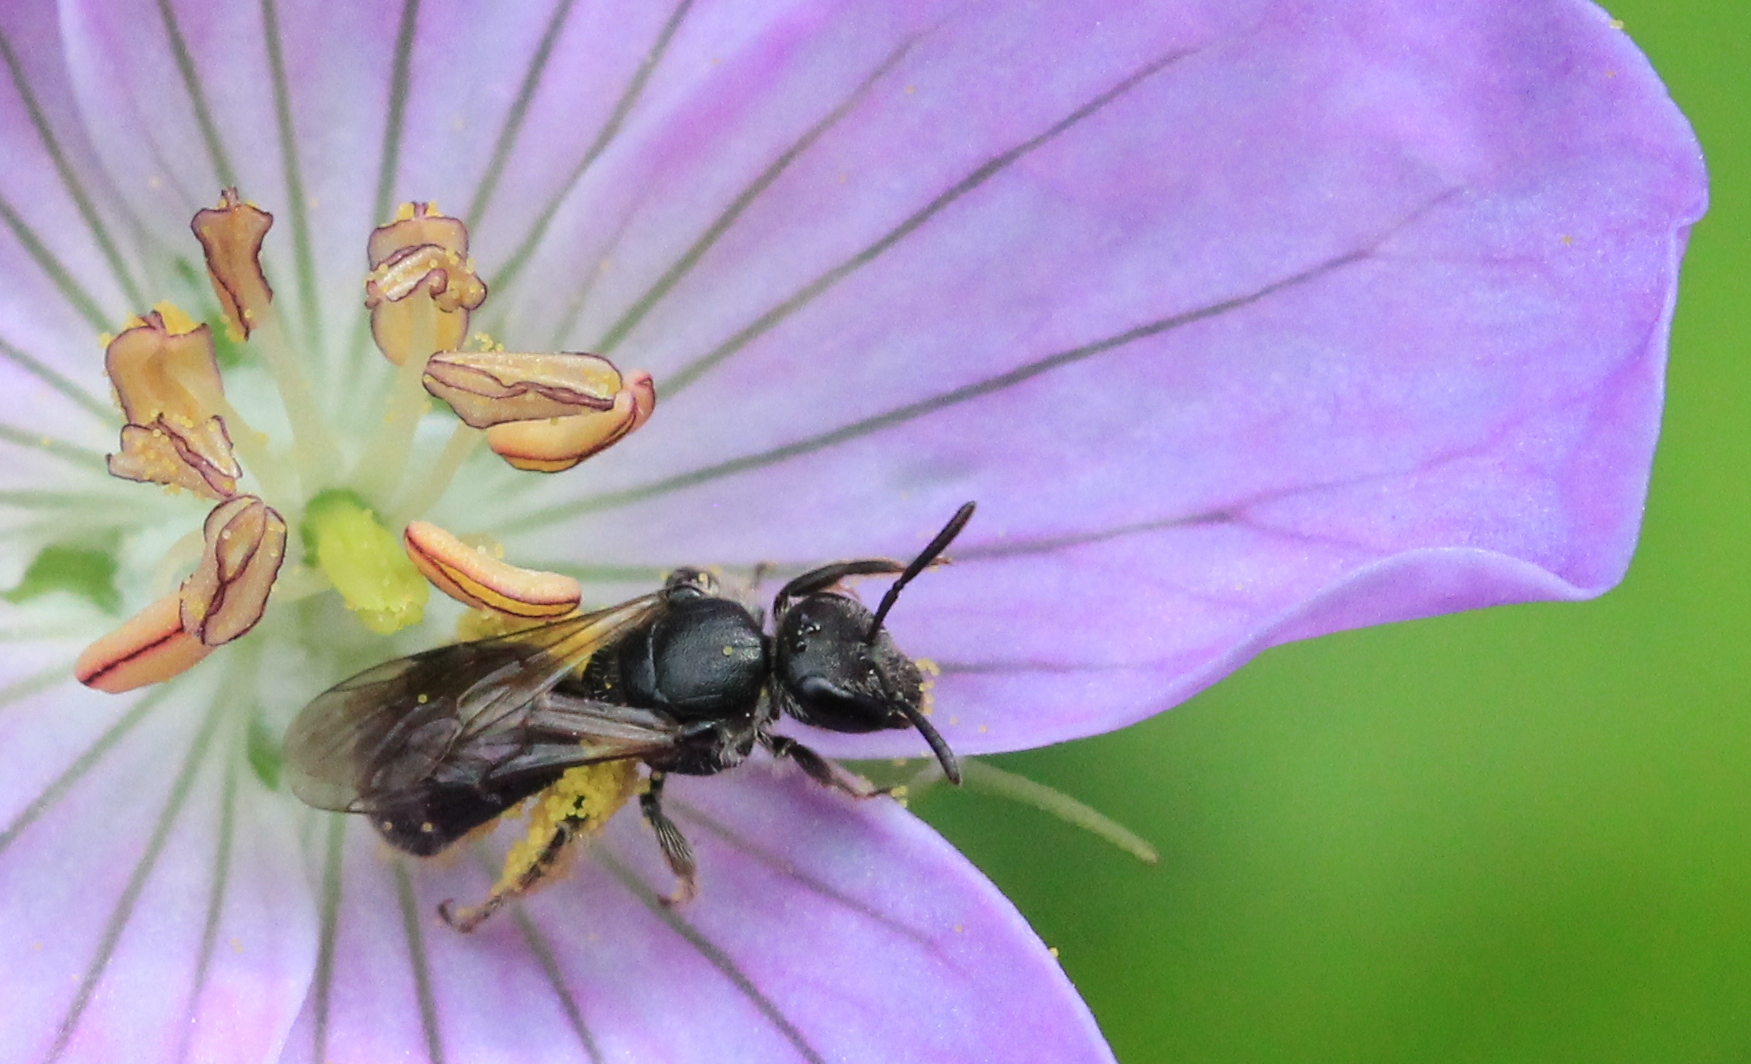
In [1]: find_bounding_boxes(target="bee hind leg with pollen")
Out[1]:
[439,759,642,932]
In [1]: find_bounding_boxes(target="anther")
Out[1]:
[403,521,581,618]
[180,495,288,645]
[191,188,274,340]
[103,308,239,499]
[364,203,486,366]
[422,351,626,428]
[75,593,214,693]
[484,370,655,473]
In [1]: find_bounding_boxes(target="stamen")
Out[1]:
[364,202,485,367]
[351,293,439,502]
[403,520,581,618]
[103,309,242,499]
[484,371,655,473]
[191,188,341,491]
[179,495,288,645]
[74,593,214,693]
[248,310,344,493]
[300,489,427,634]
[355,203,487,503]
[422,351,624,428]
[190,188,273,341]
[107,305,224,417]
[390,421,482,525]
[108,420,239,500]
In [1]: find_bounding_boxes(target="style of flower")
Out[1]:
[0,1,1704,1063]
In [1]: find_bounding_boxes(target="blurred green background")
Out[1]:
[914,4,1750,1061]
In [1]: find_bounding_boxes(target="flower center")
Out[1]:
[65,191,655,700]
[300,490,428,635]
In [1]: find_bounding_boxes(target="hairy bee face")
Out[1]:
[773,593,923,734]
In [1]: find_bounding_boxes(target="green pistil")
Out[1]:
[300,488,427,634]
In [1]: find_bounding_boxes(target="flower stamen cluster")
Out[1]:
[72,192,657,690]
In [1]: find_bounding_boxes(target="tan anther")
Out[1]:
[107,309,224,425]
[485,371,655,473]
[423,351,625,429]
[367,201,468,265]
[108,420,240,500]
[75,593,215,694]
[404,520,581,618]
[191,187,274,340]
[180,495,288,645]
[364,203,486,365]
[104,310,239,496]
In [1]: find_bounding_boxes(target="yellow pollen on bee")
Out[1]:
[494,761,640,895]
[916,656,940,717]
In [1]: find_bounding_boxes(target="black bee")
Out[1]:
[283,503,974,930]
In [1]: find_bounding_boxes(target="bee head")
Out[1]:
[776,593,922,730]
[773,590,959,785]
[767,504,974,784]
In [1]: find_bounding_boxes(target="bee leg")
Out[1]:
[764,735,888,799]
[439,821,579,933]
[640,773,698,906]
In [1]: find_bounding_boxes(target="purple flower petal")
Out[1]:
[0,0,144,441]
[451,0,1705,757]
[0,2,1707,1060]
[46,0,1702,759]
[53,0,790,373]
[0,662,315,1063]
[279,763,1110,1064]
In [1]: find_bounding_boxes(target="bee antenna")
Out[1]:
[898,701,961,784]
[865,502,976,643]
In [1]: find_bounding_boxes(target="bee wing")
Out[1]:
[284,595,663,813]
[477,691,691,790]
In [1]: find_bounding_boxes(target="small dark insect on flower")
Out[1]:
[283,503,976,931]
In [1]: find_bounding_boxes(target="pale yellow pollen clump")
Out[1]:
[494,760,640,895]
[458,605,546,640]
[454,606,552,643]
